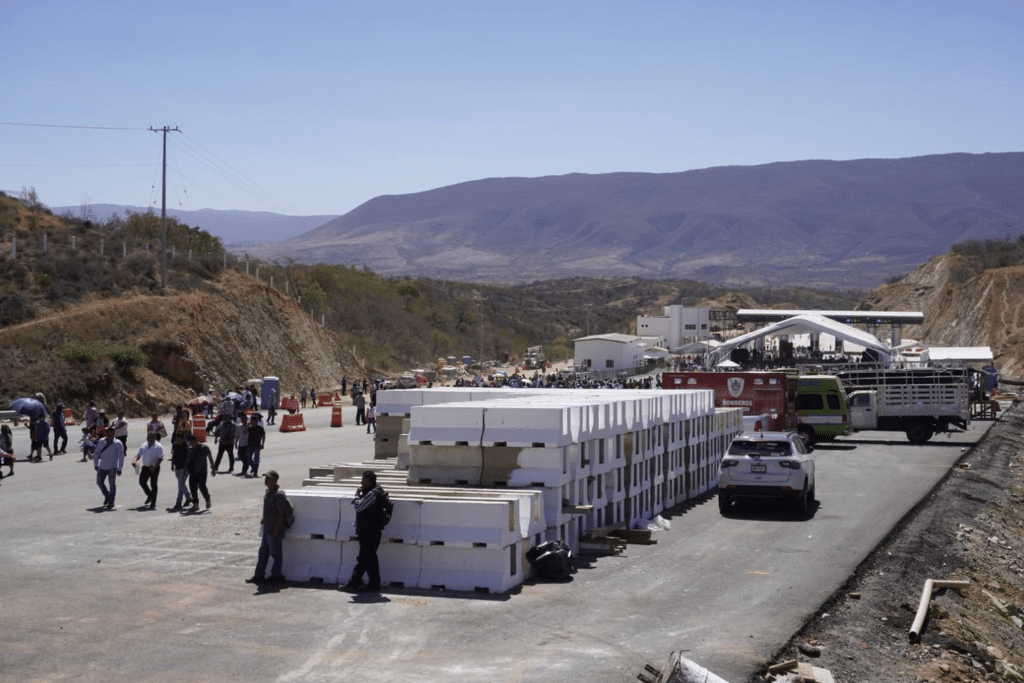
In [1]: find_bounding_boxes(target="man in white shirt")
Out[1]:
[111,410,129,449]
[134,431,164,510]
[93,427,125,510]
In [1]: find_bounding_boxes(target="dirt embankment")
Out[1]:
[763,402,1024,683]
[0,270,366,416]
[861,254,1024,378]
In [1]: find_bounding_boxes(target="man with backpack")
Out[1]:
[246,470,291,585]
[342,470,391,592]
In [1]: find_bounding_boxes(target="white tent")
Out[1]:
[706,313,892,367]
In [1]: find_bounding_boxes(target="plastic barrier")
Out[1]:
[279,413,306,432]
[331,404,344,427]
[62,408,77,426]
[281,396,300,413]
[192,415,207,443]
[317,394,334,407]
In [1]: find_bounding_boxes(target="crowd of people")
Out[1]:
[3,380,394,588]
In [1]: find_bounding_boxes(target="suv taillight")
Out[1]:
[721,459,739,468]
[779,460,801,470]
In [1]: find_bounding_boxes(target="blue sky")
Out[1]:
[1,0,1021,217]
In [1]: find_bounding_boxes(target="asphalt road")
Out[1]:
[0,405,992,683]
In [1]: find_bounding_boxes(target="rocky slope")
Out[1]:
[859,253,1024,377]
[0,270,364,416]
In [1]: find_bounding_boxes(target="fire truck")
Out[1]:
[660,372,797,432]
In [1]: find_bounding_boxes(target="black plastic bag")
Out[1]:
[526,540,573,581]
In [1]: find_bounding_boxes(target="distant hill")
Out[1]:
[49,204,338,248]
[244,152,1024,289]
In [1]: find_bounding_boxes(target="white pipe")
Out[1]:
[909,578,969,641]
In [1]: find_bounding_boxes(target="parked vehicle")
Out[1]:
[660,371,797,433]
[837,368,970,443]
[795,375,852,445]
[718,430,816,518]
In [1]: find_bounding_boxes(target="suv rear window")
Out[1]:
[728,440,793,456]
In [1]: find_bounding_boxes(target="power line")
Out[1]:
[1,121,148,131]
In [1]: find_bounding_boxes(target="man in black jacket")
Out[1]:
[342,471,385,592]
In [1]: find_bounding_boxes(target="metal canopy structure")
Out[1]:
[736,309,924,326]
[707,313,893,368]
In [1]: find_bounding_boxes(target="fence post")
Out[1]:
[12,235,16,259]
[188,249,192,261]
[100,239,104,255]
[71,235,75,251]
[123,241,127,257]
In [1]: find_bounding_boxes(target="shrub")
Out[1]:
[105,344,149,374]
[0,291,36,326]
[59,340,106,364]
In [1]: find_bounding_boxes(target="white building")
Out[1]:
[573,333,665,374]
[636,306,711,352]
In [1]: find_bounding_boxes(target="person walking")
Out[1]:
[146,413,167,442]
[83,401,99,431]
[300,385,308,409]
[52,403,69,454]
[342,471,386,592]
[93,426,125,510]
[33,415,52,461]
[133,430,164,510]
[213,416,236,473]
[245,470,288,585]
[184,433,215,512]
[266,389,277,426]
[111,410,129,450]
[353,391,366,426]
[247,414,266,477]
[365,405,377,434]
[310,388,317,408]
[235,417,251,477]
[168,411,194,511]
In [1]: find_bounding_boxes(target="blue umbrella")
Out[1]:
[9,397,49,419]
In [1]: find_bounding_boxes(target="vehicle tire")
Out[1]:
[808,482,816,504]
[718,492,732,515]
[793,483,809,519]
[798,426,817,447]
[905,422,934,444]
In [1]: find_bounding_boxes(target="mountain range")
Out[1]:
[48,204,339,248]
[62,152,1024,289]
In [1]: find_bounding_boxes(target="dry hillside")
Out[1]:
[859,253,1024,377]
[0,269,364,416]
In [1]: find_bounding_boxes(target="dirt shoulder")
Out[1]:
[759,402,1024,683]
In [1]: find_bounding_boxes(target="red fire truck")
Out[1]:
[660,371,797,432]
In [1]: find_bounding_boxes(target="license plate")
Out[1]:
[750,463,767,474]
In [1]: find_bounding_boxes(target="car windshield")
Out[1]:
[728,440,793,456]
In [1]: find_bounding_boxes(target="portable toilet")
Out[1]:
[462,355,473,366]
[261,376,280,410]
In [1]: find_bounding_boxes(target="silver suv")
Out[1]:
[718,431,816,518]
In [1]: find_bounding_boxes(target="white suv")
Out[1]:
[718,431,816,518]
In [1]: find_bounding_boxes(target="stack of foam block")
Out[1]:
[282,388,741,593]
[282,472,546,593]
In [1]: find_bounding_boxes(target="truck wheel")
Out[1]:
[718,492,732,515]
[905,422,934,444]
[798,426,817,446]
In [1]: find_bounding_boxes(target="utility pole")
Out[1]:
[149,125,181,290]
